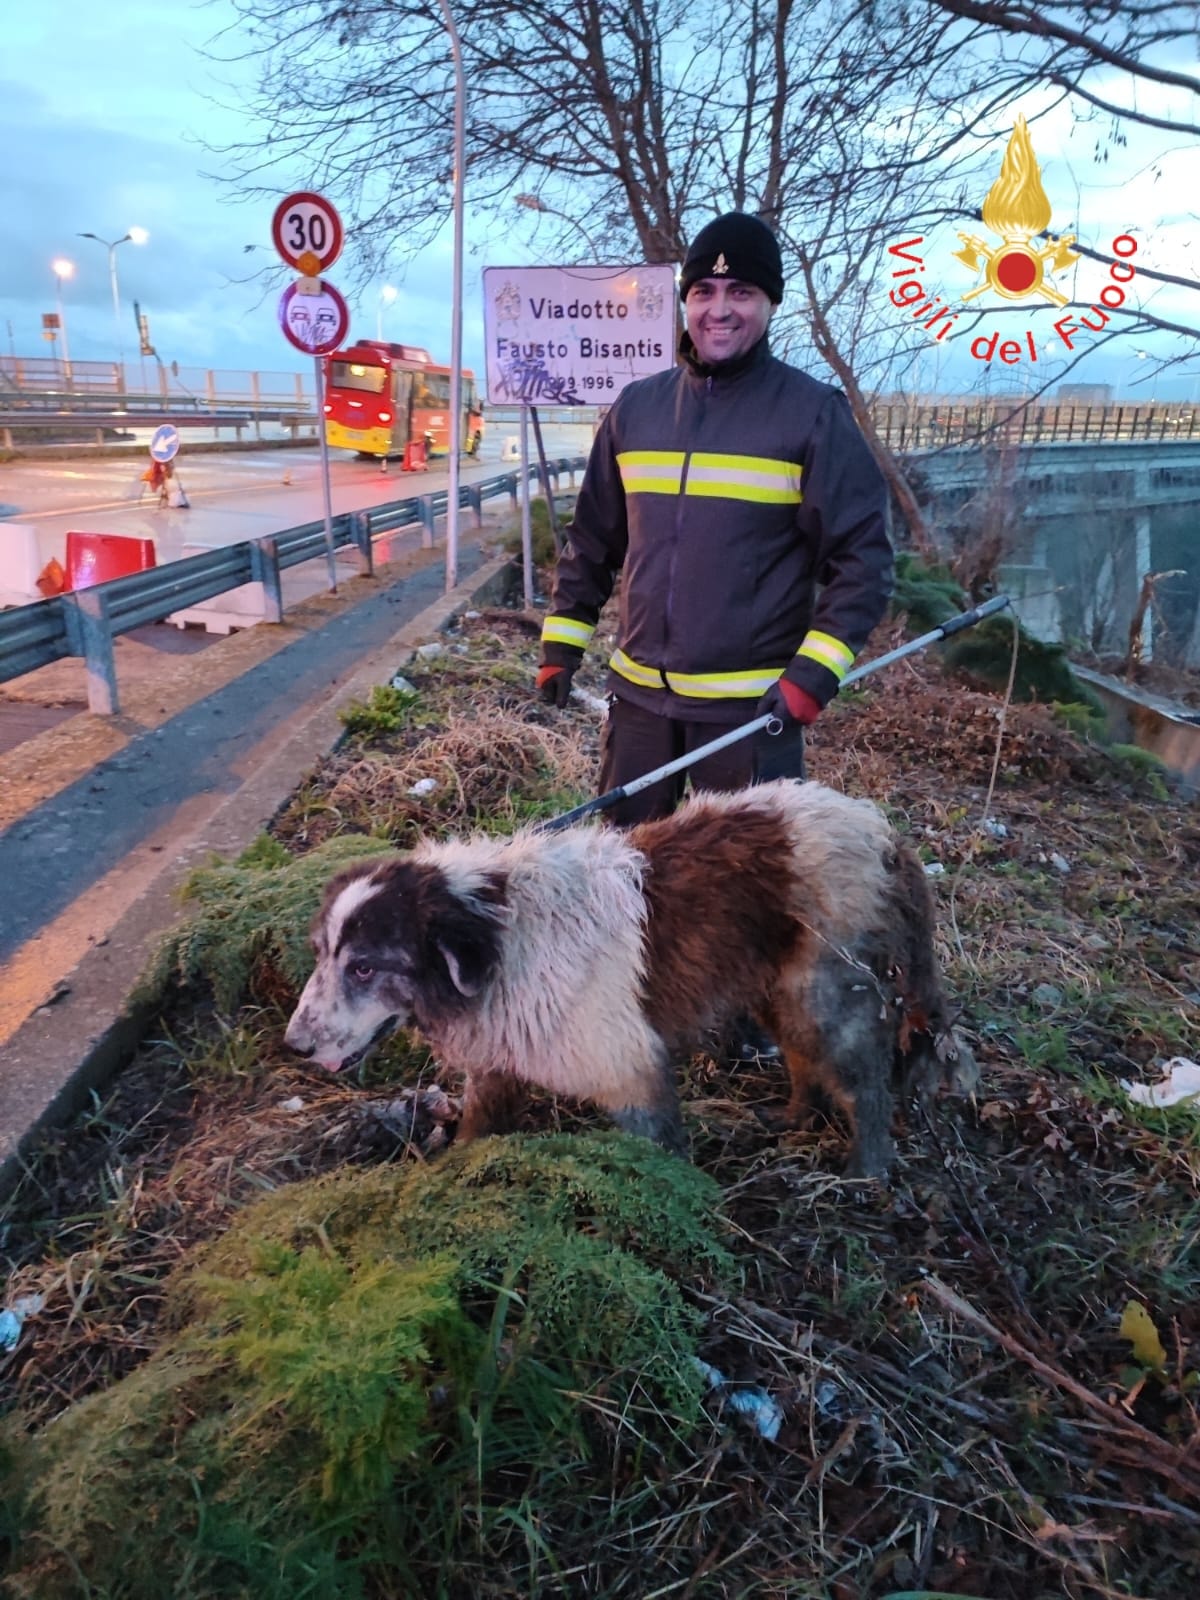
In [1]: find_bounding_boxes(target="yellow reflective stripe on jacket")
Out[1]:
[610,650,782,699]
[541,615,596,649]
[616,450,802,504]
[686,453,803,504]
[795,630,855,681]
[617,451,685,494]
[609,649,664,688]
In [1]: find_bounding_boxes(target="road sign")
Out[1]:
[149,424,180,463]
[271,191,344,275]
[481,264,677,406]
[277,279,350,355]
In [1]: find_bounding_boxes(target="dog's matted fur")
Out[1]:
[285,779,975,1176]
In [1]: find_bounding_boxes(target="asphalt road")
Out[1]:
[1,425,593,571]
[0,546,489,970]
[0,546,518,1187]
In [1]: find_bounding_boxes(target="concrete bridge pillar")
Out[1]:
[1133,465,1154,661]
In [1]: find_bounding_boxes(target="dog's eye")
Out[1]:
[351,962,375,982]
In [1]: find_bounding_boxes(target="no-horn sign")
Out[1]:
[277,279,350,355]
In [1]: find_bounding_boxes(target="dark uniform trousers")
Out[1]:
[598,694,807,828]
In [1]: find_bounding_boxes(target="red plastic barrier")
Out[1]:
[400,438,428,473]
[65,531,157,591]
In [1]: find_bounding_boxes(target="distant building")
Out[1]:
[1056,382,1114,404]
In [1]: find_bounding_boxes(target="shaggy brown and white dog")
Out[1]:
[285,779,976,1177]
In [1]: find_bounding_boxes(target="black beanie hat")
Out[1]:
[679,212,784,304]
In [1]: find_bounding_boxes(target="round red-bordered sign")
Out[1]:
[277,279,350,355]
[271,191,344,273]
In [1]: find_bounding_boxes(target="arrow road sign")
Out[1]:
[149,424,180,463]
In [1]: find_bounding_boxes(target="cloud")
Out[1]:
[0,10,496,385]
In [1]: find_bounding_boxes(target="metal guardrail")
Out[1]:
[2,601,70,682]
[0,458,587,715]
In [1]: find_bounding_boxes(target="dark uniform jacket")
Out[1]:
[539,335,894,722]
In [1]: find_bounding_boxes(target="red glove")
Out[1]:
[756,678,822,726]
[536,663,575,708]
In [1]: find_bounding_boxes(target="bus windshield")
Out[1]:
[329,361,386,394]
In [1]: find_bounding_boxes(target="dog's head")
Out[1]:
[284,855,508,1071]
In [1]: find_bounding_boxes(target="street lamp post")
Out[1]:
[376,283,398,342]
[76,227,148,383]
[514,193,601,257]
[437,0,465,593]
[51,258,74,382]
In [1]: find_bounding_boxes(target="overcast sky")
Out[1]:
[3,1,1197,401]
[1,0,489,386]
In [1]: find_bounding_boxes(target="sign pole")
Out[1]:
[313,355,338,592]
[528,405,563,556]
[270,189,348,599]
[519,403,533,609]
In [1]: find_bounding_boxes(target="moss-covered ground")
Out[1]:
[1,585,1197,1599]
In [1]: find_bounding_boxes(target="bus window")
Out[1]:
[329,361,386,394]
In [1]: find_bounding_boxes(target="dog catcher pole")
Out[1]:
[540,594,1012,833]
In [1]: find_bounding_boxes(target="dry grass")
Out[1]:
[3,600,1198,1598]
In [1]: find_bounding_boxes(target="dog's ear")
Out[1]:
[423,870,508,1006]
[437,935,487,997]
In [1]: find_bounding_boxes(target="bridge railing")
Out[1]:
[481,400,1198,448]
[2,356,1195,449]
[0,458,587,715]
[0,356,312,408]
[0,407,316,451]
[873,402,1198,450]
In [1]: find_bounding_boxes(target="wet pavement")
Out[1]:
[0,538,516,1190]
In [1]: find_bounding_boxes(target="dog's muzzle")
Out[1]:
[284,1010,402,1073]
[337,1013,403,1071]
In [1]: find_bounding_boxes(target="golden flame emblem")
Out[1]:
[954,117,1079,306]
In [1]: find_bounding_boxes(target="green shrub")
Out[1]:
[501,494,575,569]
[1108,743,1171,799]
[941,614,1104,710]
[144,834,392,1013]
[1052,700,1108,740]
[3,1134,730,1599]
[889,551,965,633]
[338,682,420,738]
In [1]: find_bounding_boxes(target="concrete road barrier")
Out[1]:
[0,522,44,607]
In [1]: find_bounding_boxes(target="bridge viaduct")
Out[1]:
[905,440,1200,667]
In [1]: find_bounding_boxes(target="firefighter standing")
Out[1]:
[536,211,894,826]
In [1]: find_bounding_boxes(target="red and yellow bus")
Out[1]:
[322,340,484,461]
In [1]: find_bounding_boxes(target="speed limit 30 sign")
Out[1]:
[271,190,344,276]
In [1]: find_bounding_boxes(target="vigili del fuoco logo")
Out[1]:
[885,115,1138,366]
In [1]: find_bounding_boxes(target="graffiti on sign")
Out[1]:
[493,357,582,405]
